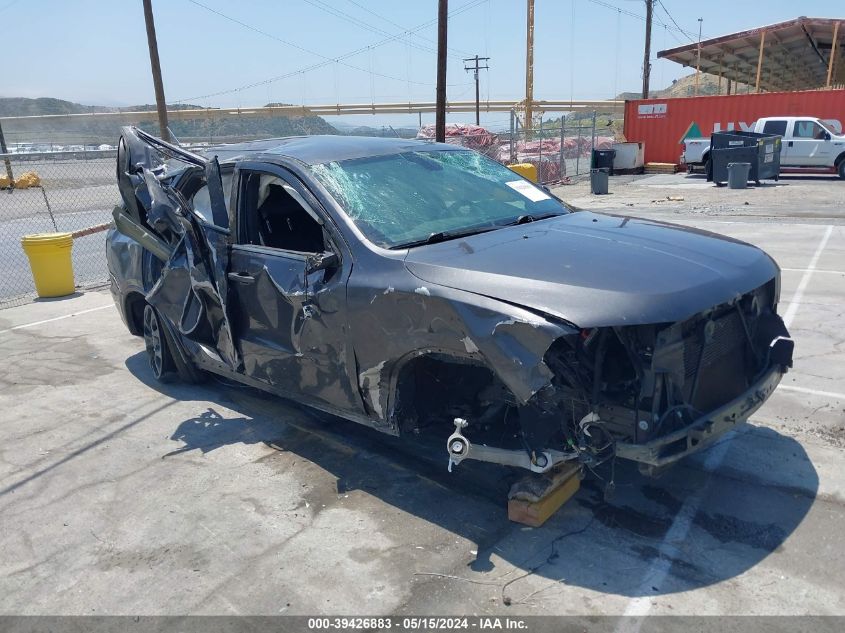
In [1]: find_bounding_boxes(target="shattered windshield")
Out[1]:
[311,149,569,249]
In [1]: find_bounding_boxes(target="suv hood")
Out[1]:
[404,211,778,327]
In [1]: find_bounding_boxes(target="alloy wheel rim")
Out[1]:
[143,307,163,377]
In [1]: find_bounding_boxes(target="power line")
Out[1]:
[585,0,696,40]
[184,0,428,93]
[342,0,472,57]
[301,0,440,58]
[0,0,22,14]
[344,0,408,31]
[180,0,484,102]
[656,0,696,43]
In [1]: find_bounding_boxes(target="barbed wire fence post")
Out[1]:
[559,116,566,181]
[0,121,15,188]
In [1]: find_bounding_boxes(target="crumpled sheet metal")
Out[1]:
[118,127,239,370]
[143,193,240,370]
[353,279,575,424]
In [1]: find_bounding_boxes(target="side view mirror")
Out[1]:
[305,251,339,274]
[824,132,832,141]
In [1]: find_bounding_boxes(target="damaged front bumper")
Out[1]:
[614,364,784,468]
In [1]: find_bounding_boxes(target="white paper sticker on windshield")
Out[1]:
[506,179,550,202]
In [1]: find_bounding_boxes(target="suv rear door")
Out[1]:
[228,162,362,414]
[114,126,239,369]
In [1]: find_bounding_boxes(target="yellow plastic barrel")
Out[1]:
[20,233,75,298]
[507,162,538,183]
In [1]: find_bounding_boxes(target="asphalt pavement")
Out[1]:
[0,185,843,620]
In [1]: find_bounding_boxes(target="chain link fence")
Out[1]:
[0,151,117,308]
[417,111,616,185]
[502,112,616,184]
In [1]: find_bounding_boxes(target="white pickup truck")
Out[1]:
[682,116,845,179]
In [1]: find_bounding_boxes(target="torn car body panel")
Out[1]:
[227,244,362,414]
[115,126,239,369]
[107,131,794,479]
[348,277,574,425]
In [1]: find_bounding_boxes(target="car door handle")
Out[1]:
[227,272,255,284]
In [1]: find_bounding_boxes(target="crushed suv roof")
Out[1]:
[203,135,460,165]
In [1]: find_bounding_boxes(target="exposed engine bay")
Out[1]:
[400,279,793,477]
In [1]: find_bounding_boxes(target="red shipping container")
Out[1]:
[623,90,845,165]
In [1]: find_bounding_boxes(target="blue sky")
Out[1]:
[2,0,840,128]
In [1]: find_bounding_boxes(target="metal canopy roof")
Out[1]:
[658,17,844,93]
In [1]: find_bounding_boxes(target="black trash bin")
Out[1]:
[708,130,781,185]
[710,146,756,186]
[591,149,616,175]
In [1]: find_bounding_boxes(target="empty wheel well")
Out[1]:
[392,354,524,448]
[125,292,146,336]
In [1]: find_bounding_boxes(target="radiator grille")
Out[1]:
[684,310,746,379]
[683,310,749,410]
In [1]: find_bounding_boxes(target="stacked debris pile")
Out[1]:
[495,136,614,182]
[499,138,564,181]
[417,123,500,158]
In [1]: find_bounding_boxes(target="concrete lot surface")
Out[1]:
[0,175,843,617]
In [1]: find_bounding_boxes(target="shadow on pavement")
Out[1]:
[126,351,819,599]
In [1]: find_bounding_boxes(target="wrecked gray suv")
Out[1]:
[107,127,793,477]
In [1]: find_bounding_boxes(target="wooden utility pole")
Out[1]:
[642,0,653,99]
[464,55,490,125]
[525,0,535,136]
[717,54,723,94]
[694,18,703,96]
[143,0,171,142]
[755,30,766,93]
[827,20,840,87]
[435,0,448,142]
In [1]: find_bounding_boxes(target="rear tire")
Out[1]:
[143,304,175,382]
[838,160,845,180]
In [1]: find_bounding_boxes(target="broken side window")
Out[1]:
[238,172,326,254]
[191,171,234,225]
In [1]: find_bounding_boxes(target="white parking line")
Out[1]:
[616,442,731,626]
[778,384,845,401]
[782,226,833,329]
[0,304,114,335]
[781,267,844,275]
[615,224,833,630]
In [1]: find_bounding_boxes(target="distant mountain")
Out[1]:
[333,123,419,138]
[616,72,751,100]
[0,97,112,117]
[0,97,337,144]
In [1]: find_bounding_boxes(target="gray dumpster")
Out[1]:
[708,130,781,185]
[728,162,751,189]
[590,167,609,195]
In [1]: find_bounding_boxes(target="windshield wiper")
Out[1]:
[391,226,497,249]
[501,212,563,226]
